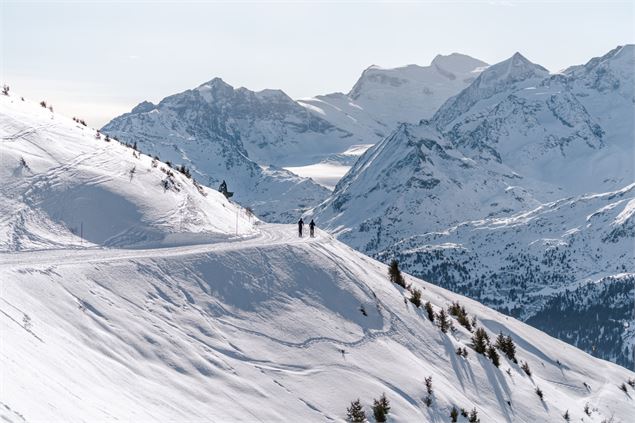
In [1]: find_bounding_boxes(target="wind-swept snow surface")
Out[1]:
[2,225,635,422]
[2,93,634,422]
[0,95,256,251]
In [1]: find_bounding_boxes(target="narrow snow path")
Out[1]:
[0,224,324,269]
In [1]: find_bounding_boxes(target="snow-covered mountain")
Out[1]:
[313,46,635,367]
[377,184,635,368]
[0,95,256,250]
[311,122,542,253]
[102,56,489,214]
[434,47,634,195]
[101,78,334,222]
[298,53,488,143]
[2,94,634,422]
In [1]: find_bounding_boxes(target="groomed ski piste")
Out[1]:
[1,95,634,422]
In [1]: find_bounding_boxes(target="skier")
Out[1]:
[298,218,304,237]
[309,219,316,237]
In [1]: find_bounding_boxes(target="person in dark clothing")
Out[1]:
[298,218,304,237]
[309,219,316,237]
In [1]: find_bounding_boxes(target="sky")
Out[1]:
[1,0,634,127]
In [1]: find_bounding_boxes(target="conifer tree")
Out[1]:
[450,406,459,422]
[425,376,433,395]
[388,259,406,288]
[535,387,544,400]
[424,301,435,322]
[487,345,500,367]
[437,309,450,333]
[346,399,366,422]
[495,332,517,361]
[521,361,532,377]
[472,328,489,354]
[372,393,390,422]
[409,288,422,307]
[468,408,480,423]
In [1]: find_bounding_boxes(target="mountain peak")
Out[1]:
[197,77,234,91]
[431,53,488,74]
[476,52,549,87]
[131,100,156,114]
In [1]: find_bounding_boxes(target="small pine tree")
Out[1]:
[423,395,432,407]
[425,376,433,395]
[461,408,469,418]
[487,346,500,367]
[468,408,480,423]
[495,332,517,361]
[583,403,591,416]
[450,406,459,422]
[424,301,435,322]
[19,156,30,171]
[457,312,472,332]
[346,399,366,422]
[388,259,406,288]
[628,378,635,388]
[472,327,489,354]
[409,288,422,308]
[372,393,390,423]
[40,100,47,108]
[449,302,472,331]
[619,383,628,393]
[1,84,9,95]
[563,410,570,422]
[535,387,544,400]
[521,361,532,377]
[437,309,450,333]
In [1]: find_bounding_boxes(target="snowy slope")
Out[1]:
[2,92,634,422]
[313,46,635,368]
[0,95,256,250]
[312,122,543,253]
[100,79,332,222]
[377,184,635,368]
[434,47,634,195]
[298,53,488,143]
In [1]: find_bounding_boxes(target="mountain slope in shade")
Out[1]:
[101,79,332,222]
[298,53,488,143]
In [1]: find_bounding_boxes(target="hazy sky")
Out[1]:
[2,0,634,127]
